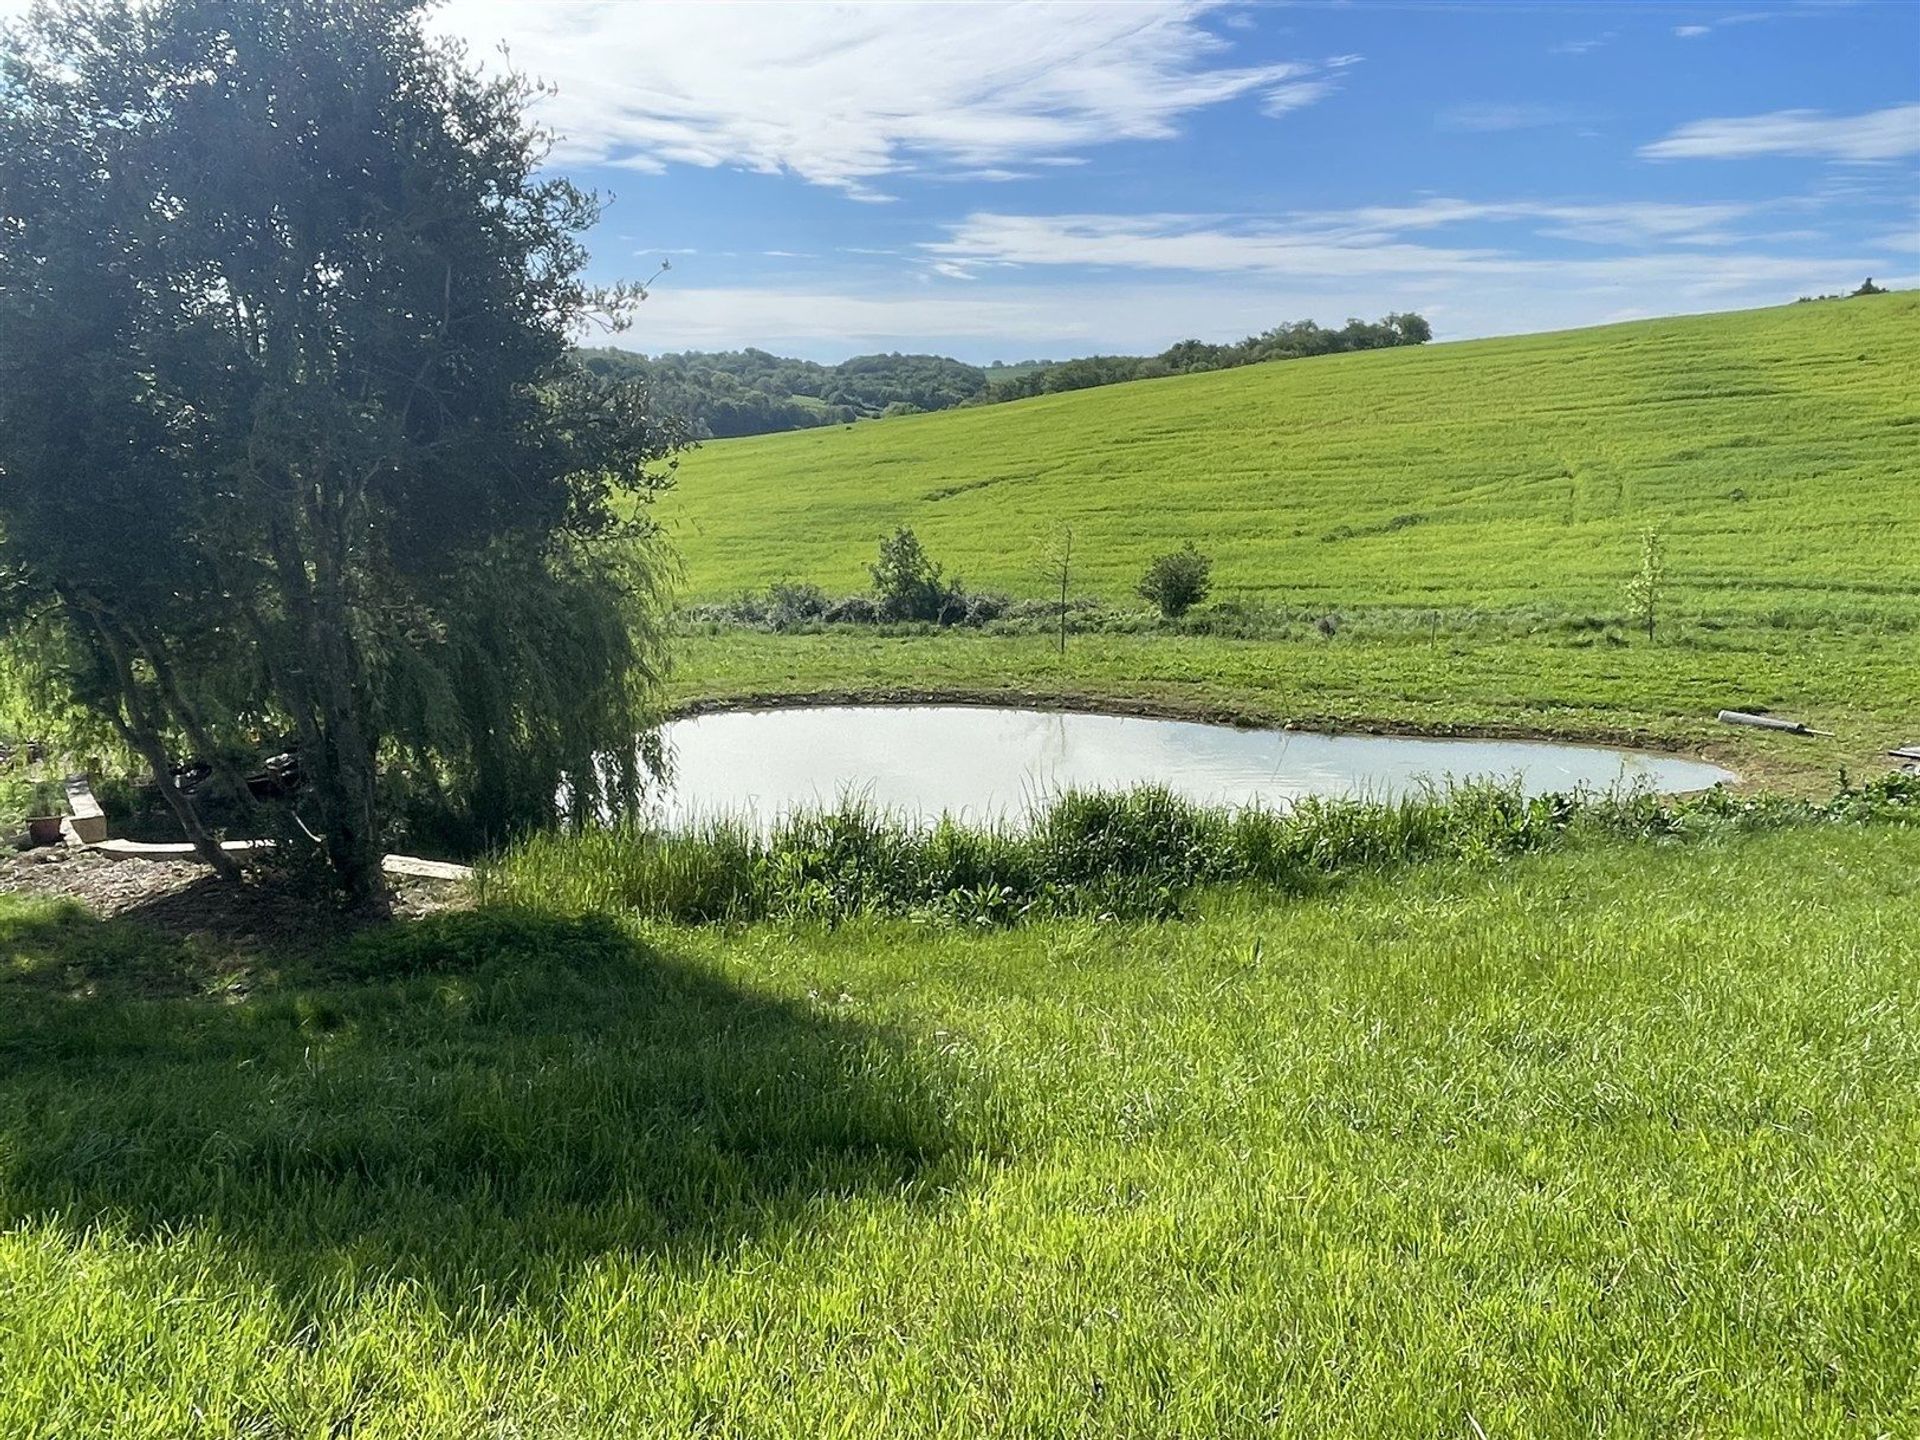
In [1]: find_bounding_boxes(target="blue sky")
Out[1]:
[429,0,1916,360]
[75,0,1920,361]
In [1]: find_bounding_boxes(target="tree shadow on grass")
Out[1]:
[0,899,983,1317]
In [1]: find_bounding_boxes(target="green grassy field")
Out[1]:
[659,296,1920,779]
[664,294,1919,616]
[2,824,1915,1436]
[5,302,1915,1434]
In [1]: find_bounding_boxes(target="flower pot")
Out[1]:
[25,816,64,848]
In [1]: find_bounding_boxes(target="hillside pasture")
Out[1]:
[662,295,1920,626]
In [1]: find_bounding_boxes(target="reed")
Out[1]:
[478,772,1920,925]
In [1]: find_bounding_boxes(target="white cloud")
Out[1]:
[923,199,1775,278]
[873,202,1911,353]
[1642,103,1920,161]
[435,1,1345,199]
[1262,80,1336,117]
[620,251,1917,361]
[1674,25,1712,37]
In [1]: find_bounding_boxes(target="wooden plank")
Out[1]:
[90,837,274,860]
[64,771,470,882]
[63,774,109,844]
[86,836,471,883]
[381,854,474,882]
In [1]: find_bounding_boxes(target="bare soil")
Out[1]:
[0,845,468,949]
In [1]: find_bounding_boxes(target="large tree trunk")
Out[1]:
[264,509,387,910]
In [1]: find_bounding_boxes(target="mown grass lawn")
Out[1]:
[2,824,1915,1436]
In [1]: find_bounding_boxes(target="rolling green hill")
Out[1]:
[663,295,1920,623]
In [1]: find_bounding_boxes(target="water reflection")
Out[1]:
[653,705,1734,828]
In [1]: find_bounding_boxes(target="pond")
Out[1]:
[653,705,1735,827]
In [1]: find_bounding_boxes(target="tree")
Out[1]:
[1038,524,1074,655]
[0,0,682,904]
[870,527,959,622]
[1137,545,1213,619]
[1624,527,1666,643]
[1853,277,1888,296]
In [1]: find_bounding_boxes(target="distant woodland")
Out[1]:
[579,312,1432,439]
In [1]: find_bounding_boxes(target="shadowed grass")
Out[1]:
[0,905,980,1319]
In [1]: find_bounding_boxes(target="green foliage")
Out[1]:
[479,773,1920,926]
[1624,526,1666,642]
[0,0,681,890]
[578,346,987,438]
[1137,544,1214,617]
[573,313,1431,441]
[987,313,1432,401]
[869,527,965,623]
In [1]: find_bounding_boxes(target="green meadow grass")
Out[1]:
[662,295,1920,619]
[1,824,1916,1435]
[657,297,1920,778]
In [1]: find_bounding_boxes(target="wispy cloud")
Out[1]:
[1439,103,1595,133]
[624,250,1917,361]
[892,201,1910,347]
[1671,9,1803,40]
[1263,80,1336,117]
[1549,33,1614,56]
[1642,103,1920,161]
[923,199,1779,279]
[436,1,1347,200]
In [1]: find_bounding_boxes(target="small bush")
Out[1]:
[823,594,880,625]
[952,591,1003,626]
[1136,544,1213,618]
[764,580,828,630]
[870,527,967,623]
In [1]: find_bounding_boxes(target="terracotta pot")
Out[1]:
[25,816,64,847]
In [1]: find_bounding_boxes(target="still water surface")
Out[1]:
[653,705,1735,827]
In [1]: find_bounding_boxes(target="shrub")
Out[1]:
[870,527,966,622]
[1136,544,1213,618]
[961,591,1011,627]
[764,580,829,631]
[823,594,880,625]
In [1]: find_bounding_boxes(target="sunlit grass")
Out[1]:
[663,295,1920,620]
[1,819,1917,1434]
[479,774,1918,924]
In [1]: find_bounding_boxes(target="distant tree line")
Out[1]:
[1796,277,1890,303]
[577,347,985,437]
[981,314,1433,402]
[580,312,1432,440]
